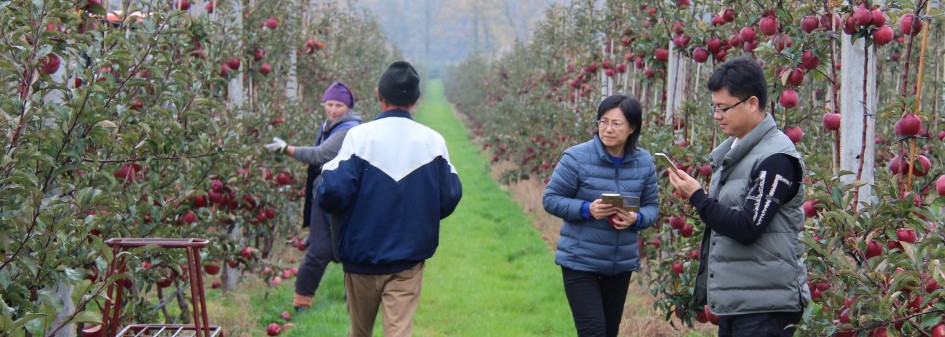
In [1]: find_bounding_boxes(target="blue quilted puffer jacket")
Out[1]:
[543,136,659,275]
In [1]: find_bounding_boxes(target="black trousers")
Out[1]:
[561,267,633,337]
[718,311,803,337]
[294,211,334,297]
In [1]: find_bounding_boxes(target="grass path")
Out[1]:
[214,80,574,336]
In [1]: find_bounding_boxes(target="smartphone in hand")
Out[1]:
[654,152,679,174]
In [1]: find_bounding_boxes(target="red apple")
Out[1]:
[711,15,725,27]
[759,16,778,36]
[204,1,213,13]
[803,200,819,218]
[911,155,931,177]
[865,240,883,259]
[739,26,756,42]
[655,48,668,62]
[786,68,804,87]
[253,48,265,61]
[203,262,220,276]
[722,9,735,22]
[670,216,686,229]
[895,114,922,137]
[704,305,720,325]
[679,223,694,238]
[935,175,945,196]
[801,15,819,33]
[706,37,722,53]
[899,14,922,36]
[692,48,708,63]
[671,261,684,275]
[175,0,189,10]
[782,126,802,144]
[240,247,253,259]
[267,322,282,336]
[181,210,197,224]
[651,237,661,249]
[270,276,282,286]
[870,326,888,337]
[281,311,292,321]
[800,50,820,70]
[113,163,141,181]
[931,324,945,337]
[851,5,872,26]
[40,53,61,75]
[224,58,240,72]
[870,9,886,27]
[259,63,272,75]
[695,309,709,323]
[211,279,221,289]
[889,155,907,175]
[779,89,799,109]
[897,228,917,243]
[873,25,894,45]
[742,40,759,52]
[823,112,841,131]
[193,194,208,208]
[673,35,691,48]
[842,14,858,35]
[615,63,627,73]
[155,268,176,288]
[276,172,293,186]
[264,17,278,30]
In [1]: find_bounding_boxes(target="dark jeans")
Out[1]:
[561,267,633,337]
[294,212,334,297]
[718,311,803,337]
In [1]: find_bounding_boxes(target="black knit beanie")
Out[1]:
[377,61,420,107]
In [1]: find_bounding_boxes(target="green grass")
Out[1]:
[233,80,573,336]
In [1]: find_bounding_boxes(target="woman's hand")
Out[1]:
[589,198,620,220]
[610,208,637,230]
[667,169,702,199]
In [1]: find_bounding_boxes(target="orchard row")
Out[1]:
[446,1,945,336]
[1,1,394,336]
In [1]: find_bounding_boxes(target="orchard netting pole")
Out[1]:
[222,0,245,291]
[665,42,688,126]
[839,22,877,210]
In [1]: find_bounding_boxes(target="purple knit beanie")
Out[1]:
[321,81,355,108]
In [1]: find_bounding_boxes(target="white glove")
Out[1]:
[265,137,288,153]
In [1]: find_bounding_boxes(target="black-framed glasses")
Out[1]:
[709,96,750,115]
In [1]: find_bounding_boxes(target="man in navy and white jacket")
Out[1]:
[317,61,462,337]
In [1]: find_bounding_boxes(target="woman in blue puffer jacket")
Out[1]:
[543,94,659,337]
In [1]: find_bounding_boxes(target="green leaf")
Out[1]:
[73,310,102,324]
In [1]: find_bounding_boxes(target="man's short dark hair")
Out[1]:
[707,57,768,108]
[596,94,643,154]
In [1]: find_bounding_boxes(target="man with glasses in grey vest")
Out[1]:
[667,56,810,337]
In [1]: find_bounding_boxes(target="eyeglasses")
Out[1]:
[709,96,750,115]
[596,119,628,130]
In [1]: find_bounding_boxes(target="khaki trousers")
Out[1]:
[345,262,424,337]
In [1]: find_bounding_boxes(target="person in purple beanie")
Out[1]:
[265,81,362,311]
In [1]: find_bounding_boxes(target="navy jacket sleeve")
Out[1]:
[316,141,364,213]
[439,156,463,219]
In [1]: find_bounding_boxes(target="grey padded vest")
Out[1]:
[694,114,811,315]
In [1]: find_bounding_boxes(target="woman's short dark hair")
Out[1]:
[706,56,768,107]
[596,94,643,154]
